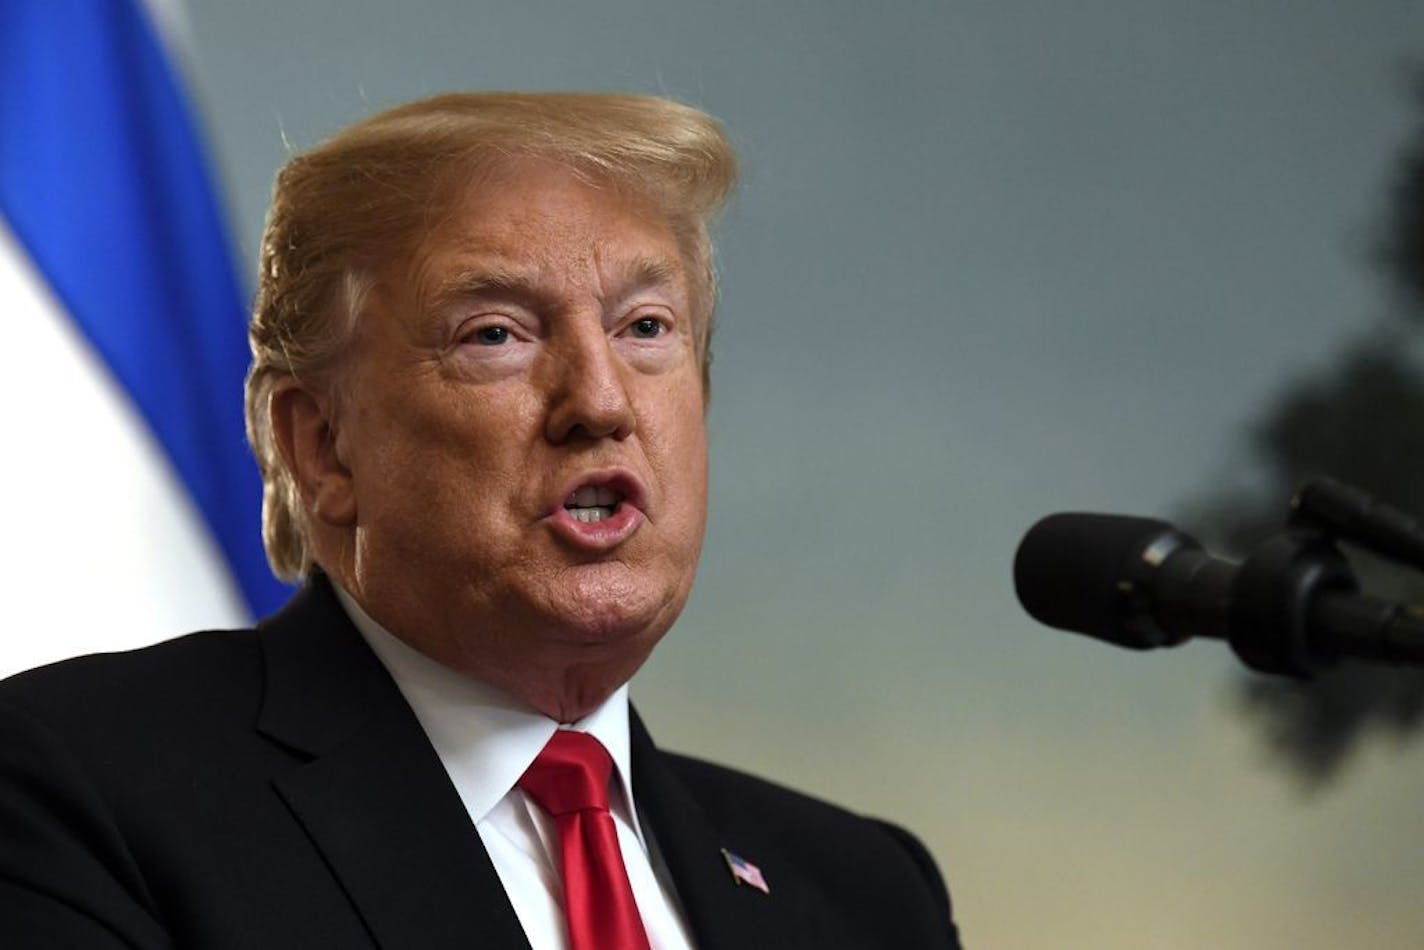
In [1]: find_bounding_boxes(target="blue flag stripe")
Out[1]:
[0,0,290,616]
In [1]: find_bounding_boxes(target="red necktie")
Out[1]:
[519,731,652,950]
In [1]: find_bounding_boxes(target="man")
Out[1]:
[0,93,962,948]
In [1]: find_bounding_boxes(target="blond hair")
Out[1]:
[245,92,738,580]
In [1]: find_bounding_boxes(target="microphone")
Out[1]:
[1013,512,1424,675]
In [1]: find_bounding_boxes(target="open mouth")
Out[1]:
[563,484,625,524]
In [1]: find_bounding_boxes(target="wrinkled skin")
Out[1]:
[273,160,708,721]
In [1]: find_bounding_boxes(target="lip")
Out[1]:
[544,468,649,551]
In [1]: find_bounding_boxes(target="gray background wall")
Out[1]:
[180,2,1424,946]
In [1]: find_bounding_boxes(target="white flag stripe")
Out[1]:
[0,220,246,678]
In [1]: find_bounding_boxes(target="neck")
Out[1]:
[327,576,641,722]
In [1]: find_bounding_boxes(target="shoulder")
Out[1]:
[0,627,260,704]
[0,629,270,948]
[656,750,962,947]
[659,748,948,875]
[0,628,263,758]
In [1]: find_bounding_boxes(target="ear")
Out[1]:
[269,382,357,527]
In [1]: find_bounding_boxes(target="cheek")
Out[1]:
[353,386,532,524]
[681,419,709,507]
[680,441,710,558]
[652,386,710,537]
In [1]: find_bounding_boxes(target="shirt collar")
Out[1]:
[332,584,643,842]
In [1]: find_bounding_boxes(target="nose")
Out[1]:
[543,325,636,444]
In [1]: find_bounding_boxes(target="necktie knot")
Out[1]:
[519,730,614,817]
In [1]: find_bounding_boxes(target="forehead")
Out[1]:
[405,159,689,304]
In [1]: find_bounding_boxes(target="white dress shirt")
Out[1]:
[333,587,695,950]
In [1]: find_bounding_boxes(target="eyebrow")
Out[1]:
[425,267,546,312]
[424,253,686,314]
[615,254,684,296]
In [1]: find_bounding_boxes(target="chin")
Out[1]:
[538,563,687,645]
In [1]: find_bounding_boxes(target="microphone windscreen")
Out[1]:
[1013,512,1175,643]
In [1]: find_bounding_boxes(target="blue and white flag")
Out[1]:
[0,0,289,677]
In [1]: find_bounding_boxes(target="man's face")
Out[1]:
[333,160,707,708]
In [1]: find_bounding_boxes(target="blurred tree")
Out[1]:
[1385,80,1424,322]
[1185,80,1424,791]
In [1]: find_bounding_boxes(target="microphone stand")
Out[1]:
[1224,478,1424,677]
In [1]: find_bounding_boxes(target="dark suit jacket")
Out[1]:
[0,576,962,948]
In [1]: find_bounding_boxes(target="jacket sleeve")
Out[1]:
[0,698,173,949]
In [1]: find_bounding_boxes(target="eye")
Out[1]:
[628,316,664,339]
[472,326,510,346]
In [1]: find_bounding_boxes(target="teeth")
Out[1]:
[565,484,622,509]
[571,507,613,523]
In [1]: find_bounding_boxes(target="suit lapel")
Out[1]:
[630,711,816,950]
[256,577,529,950]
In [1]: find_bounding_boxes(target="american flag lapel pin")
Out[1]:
[721,848,770,895]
